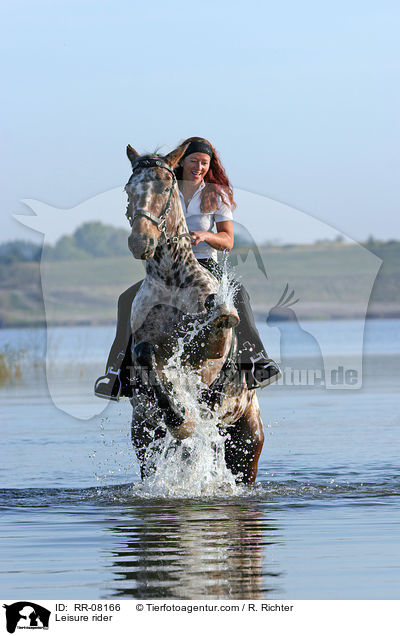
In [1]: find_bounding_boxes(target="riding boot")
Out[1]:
[94,280,143,400]
[234,285,281,389]
[94,351,126,400]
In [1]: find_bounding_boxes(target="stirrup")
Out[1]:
[251,359,282,388]
[240,345,281,390]
[94,367,122,401]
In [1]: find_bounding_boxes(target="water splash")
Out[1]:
[214,253,240,310]
[141,429,239,498]
[140,257,242,497]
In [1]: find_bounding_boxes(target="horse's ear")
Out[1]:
[127,145,140,164]
[164,143,189,169]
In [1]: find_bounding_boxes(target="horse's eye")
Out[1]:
[154,182,167,194]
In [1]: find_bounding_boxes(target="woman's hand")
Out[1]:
[190,230,211,246]
[190,221,234,252]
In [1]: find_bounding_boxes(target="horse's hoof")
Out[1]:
[212,304,239,329]
[164,408,185,429]
[157,395,170,410]
[168,418,196,440]
[133,341,154,366]
[205,294,217,312]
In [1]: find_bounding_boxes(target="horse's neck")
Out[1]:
[145,190,210,285]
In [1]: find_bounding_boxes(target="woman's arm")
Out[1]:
[190,220,234,251]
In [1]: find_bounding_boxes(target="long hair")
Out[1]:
[174,136,236,213]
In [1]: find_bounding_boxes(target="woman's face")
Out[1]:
[181,152,211,186]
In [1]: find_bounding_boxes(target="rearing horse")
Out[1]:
[125,143,264,484]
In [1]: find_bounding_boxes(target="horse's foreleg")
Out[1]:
[131,400,167,480]
[224,397,264,485]
[133,341,196,440]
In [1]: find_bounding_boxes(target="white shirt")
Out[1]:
[179,181,233,260]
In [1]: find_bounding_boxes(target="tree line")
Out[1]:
[0,223,399,264]
[0,222,130,263]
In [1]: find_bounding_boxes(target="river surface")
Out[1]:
[0,319,399,599]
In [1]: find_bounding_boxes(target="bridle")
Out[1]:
[125,158,191,245]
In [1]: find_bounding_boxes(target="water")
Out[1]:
[0,319,399,599]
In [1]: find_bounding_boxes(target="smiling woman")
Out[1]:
[176,138,235,256]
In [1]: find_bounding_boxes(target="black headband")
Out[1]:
[182,141,213,160]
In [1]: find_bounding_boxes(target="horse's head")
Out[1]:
[125,143,188,260]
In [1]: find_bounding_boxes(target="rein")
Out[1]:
[125,158,191,245]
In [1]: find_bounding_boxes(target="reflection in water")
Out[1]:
[105,500,283,599]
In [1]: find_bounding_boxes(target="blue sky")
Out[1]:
[1,0,399,244]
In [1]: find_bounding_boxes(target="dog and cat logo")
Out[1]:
[3,603,51,633]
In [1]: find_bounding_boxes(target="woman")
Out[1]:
[95,137,280,400]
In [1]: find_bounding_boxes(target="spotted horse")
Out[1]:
[122,143,264,484]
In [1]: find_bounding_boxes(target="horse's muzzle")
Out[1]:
[128,233,156,260]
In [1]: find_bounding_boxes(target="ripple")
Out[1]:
[1,474,399,509]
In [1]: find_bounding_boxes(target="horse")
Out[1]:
[124,142,264,484]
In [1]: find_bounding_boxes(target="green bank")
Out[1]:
[0,239,398,327]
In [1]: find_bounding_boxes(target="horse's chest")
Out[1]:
[133,304,183,345]
[130,276,215,338]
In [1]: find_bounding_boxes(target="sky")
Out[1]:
[1,0,400,245]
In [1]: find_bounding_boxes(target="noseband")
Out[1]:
[125,158,191,244]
